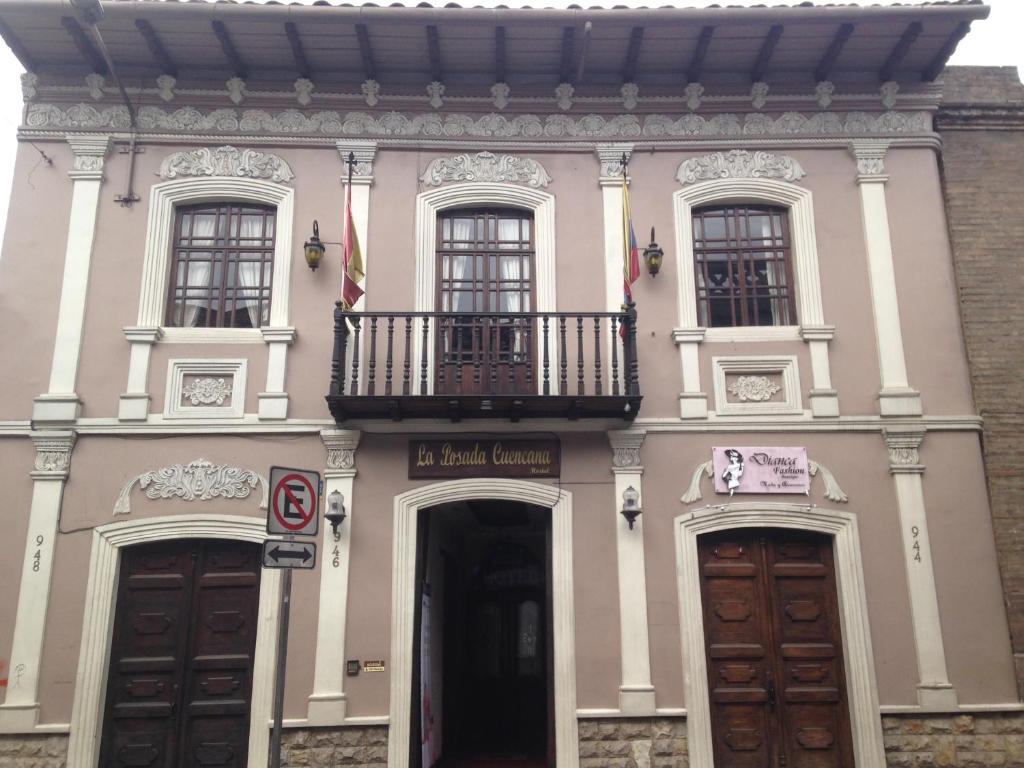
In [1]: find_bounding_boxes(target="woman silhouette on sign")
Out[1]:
[722,449,745,496]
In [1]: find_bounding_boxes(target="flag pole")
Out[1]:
[343,151,356,312]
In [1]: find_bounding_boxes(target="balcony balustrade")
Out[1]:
[326,305,641,422]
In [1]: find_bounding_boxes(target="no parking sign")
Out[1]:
[267,466,321,537]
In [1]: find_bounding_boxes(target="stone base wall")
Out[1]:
[578,717,688,768]
[883,713,1024,767]
[280,725,388,768]
[0,734,69,768]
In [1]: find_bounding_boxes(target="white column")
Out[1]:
[595,143,634,317]
[336,140,377,312]
[258,327,297,420]
[307,428,361,724]
[33,135,111,424]
[884,427,957,708]
[801,325,840,417]
[0,431,76,732]
[118,326,162,420]
[608,430,656,715]
[852,141,921,417]
[671,329,708,419]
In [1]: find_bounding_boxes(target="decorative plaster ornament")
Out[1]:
[880,80,899,109]
[420,150,551,188]
[621,82,639,111]
[680,458,848,504]
[815,80,835,109]
[20,72,38,101]
[25,103,935,140]
[427,81,445,109]
[32,434,75,474]
[676,150,806,185]
[113,459,269,516]
[226,76,246,105]
[611,443,642,468]
[751,81,769,110]
[294,78,315,106]
[182,377,232,406]
[727,375,781,402]
[156,74,176,102]
[85,73,105,101]
[361,79,380,107]
[491,82,510,110]
[555,82,574,111]
[685,82,704,111]
[158,145,295,183]
[327,447,356,470]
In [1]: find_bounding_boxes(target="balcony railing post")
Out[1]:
[610,315,620,396]
[349,315,362,396]
[402,316,413,396]
[420,316,430,395]
[593,317,603,396]
[385,316,395,396]
[367,317,378,396]
[625,301,640,398]
[542,315,550,396]
[330,301,348,397]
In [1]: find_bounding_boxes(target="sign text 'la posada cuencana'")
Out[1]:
[409,439,560,479]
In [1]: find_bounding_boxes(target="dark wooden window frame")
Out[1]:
[165,202,276,329]
[692,204,798,328]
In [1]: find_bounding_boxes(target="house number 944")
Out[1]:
[910,526,922,563]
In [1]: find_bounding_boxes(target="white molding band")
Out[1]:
[674,503,886,768]
[0,431,76,733]
[607,430,656,715]
[851,140,921,417]
[389,480,577,768]
[307,429,361,725]
[883,427,957,708]
[64,514,280,768]
[672,175,838,419]
[32,135,111,424]
[413,183,555,394]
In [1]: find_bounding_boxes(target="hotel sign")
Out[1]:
[409,439,560,479]
[713,447,810,495]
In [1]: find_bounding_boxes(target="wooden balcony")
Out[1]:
[326,305,642,422]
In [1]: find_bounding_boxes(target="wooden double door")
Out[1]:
[698,529,854,768]
[99,539,262,768]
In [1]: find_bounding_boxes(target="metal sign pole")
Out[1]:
[270,564,293,768]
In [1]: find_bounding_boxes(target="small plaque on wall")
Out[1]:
[409,439,560,479]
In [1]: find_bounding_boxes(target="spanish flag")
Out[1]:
[341,181,365,310]
[622,181,641,303]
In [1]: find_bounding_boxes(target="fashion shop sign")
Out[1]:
[713,447,809,495]
[409,439,560,479]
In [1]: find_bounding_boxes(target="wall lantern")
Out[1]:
[620,486,642,530]
[325,489,347,533]
[303,220,326,271]
[642,227,664,277]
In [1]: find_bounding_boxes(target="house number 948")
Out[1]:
[32,535,43,572]
[910,526,922,563]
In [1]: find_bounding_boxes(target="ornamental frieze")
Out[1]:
[158,145,294,183]
[25,103,933,140]
[113,459,269,516]
[677,150,806,185]
[420,151,551,188]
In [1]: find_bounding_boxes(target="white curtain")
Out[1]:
[236,214,266,327]
[181,213,216,327]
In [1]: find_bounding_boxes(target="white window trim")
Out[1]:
[412,183,556,395]
[164,358,248,419]
[137,177,295,335]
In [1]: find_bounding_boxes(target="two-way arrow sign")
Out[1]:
[262,539,317,569]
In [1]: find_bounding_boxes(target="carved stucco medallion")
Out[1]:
[727,375,782,402]
[113,459,269,516]
[182,377,233,407]
[158,145,295,183]
[676,149,806,185]
[420,151,552,188]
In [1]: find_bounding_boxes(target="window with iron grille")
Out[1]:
[692,204,797,328]
[166,202,276,328]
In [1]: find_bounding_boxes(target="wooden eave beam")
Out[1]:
[134,19,177,77]
[284,22,311,79]
[559,26,575,83]
[623,26,644,83]
[355,23,376,81]
[495,26,506,83]
[60,16,106,75]
[922,21,970,82]
[879,21,923,82]
[211,19,247,79]
[751,24,783,82]
[815,23,854,83]
[0,18,35,72]
[686,25,714,83]
[426,25,442,82]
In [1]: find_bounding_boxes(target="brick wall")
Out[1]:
[938,66,1024,696]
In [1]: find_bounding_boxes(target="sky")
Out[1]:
[0,0,1019,234]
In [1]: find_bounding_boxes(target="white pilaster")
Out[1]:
[258,327,296,420]
[307,429,362,724]
[884,427,957,709]
[0,431,76,732]
[336,140,377,312]
[607,430,656,715]
[671,328,708,418]
[33,135,111,424]
[852,141,921,417]
[118,326,162,420]
[595,143,634,316]
[801,325,840,417]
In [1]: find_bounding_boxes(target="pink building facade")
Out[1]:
[0,1,1019,766]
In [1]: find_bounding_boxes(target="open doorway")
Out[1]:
[412,499,553,768]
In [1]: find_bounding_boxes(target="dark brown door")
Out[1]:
[698,529,854,768]
[436,208,535,395]
[99,539,262,768]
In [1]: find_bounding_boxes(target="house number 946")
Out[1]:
[910,526,922,563]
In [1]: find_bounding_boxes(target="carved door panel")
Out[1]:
[698,529,854,768]
[100,540,261,768]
